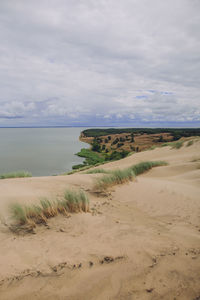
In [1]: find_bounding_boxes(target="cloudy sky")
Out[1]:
[0,0,199,127]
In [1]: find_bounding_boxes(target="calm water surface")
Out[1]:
[0,128,88,176]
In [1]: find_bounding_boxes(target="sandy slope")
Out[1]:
[0,139,199,300]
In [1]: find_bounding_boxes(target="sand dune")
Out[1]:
[0,139,200,299]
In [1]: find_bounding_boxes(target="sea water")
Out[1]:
[0,127,88,176]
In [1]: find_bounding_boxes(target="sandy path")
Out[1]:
[0,139,199,299]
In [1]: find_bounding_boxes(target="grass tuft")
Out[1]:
[64,189,89,213]
[94,161,168,190]
[9,189,89,230]
[10,203,28,225]
[0,171,32,179]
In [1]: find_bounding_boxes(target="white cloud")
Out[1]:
[0,0,199,126]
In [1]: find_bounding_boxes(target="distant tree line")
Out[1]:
[82,128,200,140]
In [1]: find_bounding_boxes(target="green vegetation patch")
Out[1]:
[0,171,32,179]
[76,148,105,165]
[73,148,130,171]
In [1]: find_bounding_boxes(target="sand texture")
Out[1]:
[0,139,200,300]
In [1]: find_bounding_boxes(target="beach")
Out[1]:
[0,138,199,299]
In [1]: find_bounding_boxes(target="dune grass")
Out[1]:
[95,168,136,190]
[171,141,184,149]
[84,168,109,174]
[0,171,32,179]
[130,161,167,175]
[10,189,89,229]
[147,145,157,151]
[64,189,89,213]
[186,140,194,147]
[161,141,184,149]
[94,161,168,190]
[10,203,28,225]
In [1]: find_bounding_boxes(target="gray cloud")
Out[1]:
[0,0,199,126]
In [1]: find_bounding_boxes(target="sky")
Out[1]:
[0,0,199,127]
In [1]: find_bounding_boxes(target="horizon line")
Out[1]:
[0,126,199,129]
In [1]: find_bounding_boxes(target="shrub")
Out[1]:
[107,150,129,161]
[117,142,124,148]
[112,138,119,145]
[158,135,164,142]
[91,141,101,152]
[130,133,135,143]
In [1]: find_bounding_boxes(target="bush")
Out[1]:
[107,150,129,161]
[91,141,101,152]
[112,138,119,145]
[117,142,124,148]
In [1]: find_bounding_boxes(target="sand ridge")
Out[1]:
[0,139,200,299]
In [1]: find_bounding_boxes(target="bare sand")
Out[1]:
[0,139,199,300]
